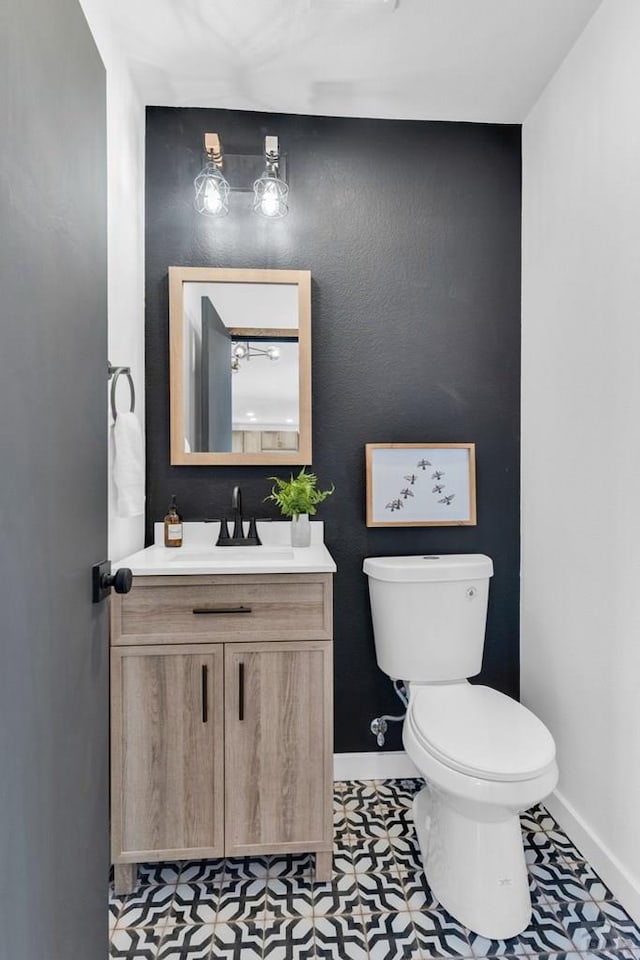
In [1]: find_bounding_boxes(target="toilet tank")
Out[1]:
[363,555,493,682]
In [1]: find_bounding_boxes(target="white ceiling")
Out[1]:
[101,0,602,123]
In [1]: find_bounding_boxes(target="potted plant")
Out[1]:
[265,467,334,547]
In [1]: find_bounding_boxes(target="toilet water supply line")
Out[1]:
[370,680,408,746]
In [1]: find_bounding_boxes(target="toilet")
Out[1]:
[363,554,558,940]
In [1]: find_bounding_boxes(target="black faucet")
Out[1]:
[231,485,243,539]
[216,485,262,546]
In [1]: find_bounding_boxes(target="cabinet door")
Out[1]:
[224,641,333,856]
[111,644,224,862]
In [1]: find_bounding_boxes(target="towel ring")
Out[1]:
[108,362,135,422]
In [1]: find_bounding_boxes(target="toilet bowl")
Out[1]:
[363,554,558,939]
[404,681,558,938]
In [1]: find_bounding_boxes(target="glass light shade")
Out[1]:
[194,161,230,217]
[253,171,289,219]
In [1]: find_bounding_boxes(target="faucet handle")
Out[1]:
[247,517,262,546]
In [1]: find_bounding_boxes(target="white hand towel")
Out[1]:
[113,411,145,518]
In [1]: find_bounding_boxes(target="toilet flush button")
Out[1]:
[466,587,477,599]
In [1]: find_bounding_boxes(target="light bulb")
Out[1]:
[203,178,223,215]
[260,182,280,218]
[233,344,247,359]
[194,157,230,217]
[267,346,280,360]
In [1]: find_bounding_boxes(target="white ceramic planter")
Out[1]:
[290,513,311,547]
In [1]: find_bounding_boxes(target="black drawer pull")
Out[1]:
[201,664,208,723]
[192,605,252,615]
[239,662,245,721]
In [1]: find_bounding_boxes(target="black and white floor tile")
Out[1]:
[109,779,640,959]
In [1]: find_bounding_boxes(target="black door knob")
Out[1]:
[105,568,133,595]
[92,561,133,603]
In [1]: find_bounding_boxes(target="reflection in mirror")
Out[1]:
[170,269,311,466]
[184,282,299,453]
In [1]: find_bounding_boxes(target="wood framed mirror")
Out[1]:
[169,267,311,466]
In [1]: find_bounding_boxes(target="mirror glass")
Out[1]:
[170,269,311,466]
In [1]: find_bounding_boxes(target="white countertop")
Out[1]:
[116,521,337,576]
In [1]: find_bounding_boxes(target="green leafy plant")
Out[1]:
[265,467,335,518]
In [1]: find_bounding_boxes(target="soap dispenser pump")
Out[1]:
[164,494,183,548]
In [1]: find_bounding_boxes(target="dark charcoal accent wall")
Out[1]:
[146,107,521,753]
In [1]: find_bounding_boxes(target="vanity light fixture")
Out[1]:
[193,133,230,218]
[231,340,281,372]
[194,133,289,220]
[253,136,289,219]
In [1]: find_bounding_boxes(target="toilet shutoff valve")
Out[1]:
[370,717,388,747]
[370,683,408,748]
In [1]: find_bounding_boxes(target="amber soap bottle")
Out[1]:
[164,494,183,547]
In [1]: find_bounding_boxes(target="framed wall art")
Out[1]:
[365,443,477,527]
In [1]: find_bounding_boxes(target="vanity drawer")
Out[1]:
[111,573,333,645]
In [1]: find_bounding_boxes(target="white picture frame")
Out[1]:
[365,443,477,527]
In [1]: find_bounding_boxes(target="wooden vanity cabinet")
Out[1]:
[110,573,333,893]
[224,641,332,858]
[110,644,225,865]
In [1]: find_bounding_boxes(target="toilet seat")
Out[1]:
[409,684,556,782]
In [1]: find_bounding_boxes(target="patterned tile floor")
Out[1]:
[109,779,640,960]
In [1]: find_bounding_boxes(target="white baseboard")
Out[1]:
[546,789,640,923]
[333,751,420,782]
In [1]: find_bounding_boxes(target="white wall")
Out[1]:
[522,0,640,917]
[79,0,146,561]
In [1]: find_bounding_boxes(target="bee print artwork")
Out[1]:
[366,443,476,527]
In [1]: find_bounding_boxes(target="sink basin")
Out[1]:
[168,547,295,563]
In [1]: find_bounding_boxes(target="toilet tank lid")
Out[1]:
[363,554,493,583]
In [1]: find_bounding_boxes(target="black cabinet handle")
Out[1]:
[238,662,245,721]
[201,664,208,723]
[192,605,252,615]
